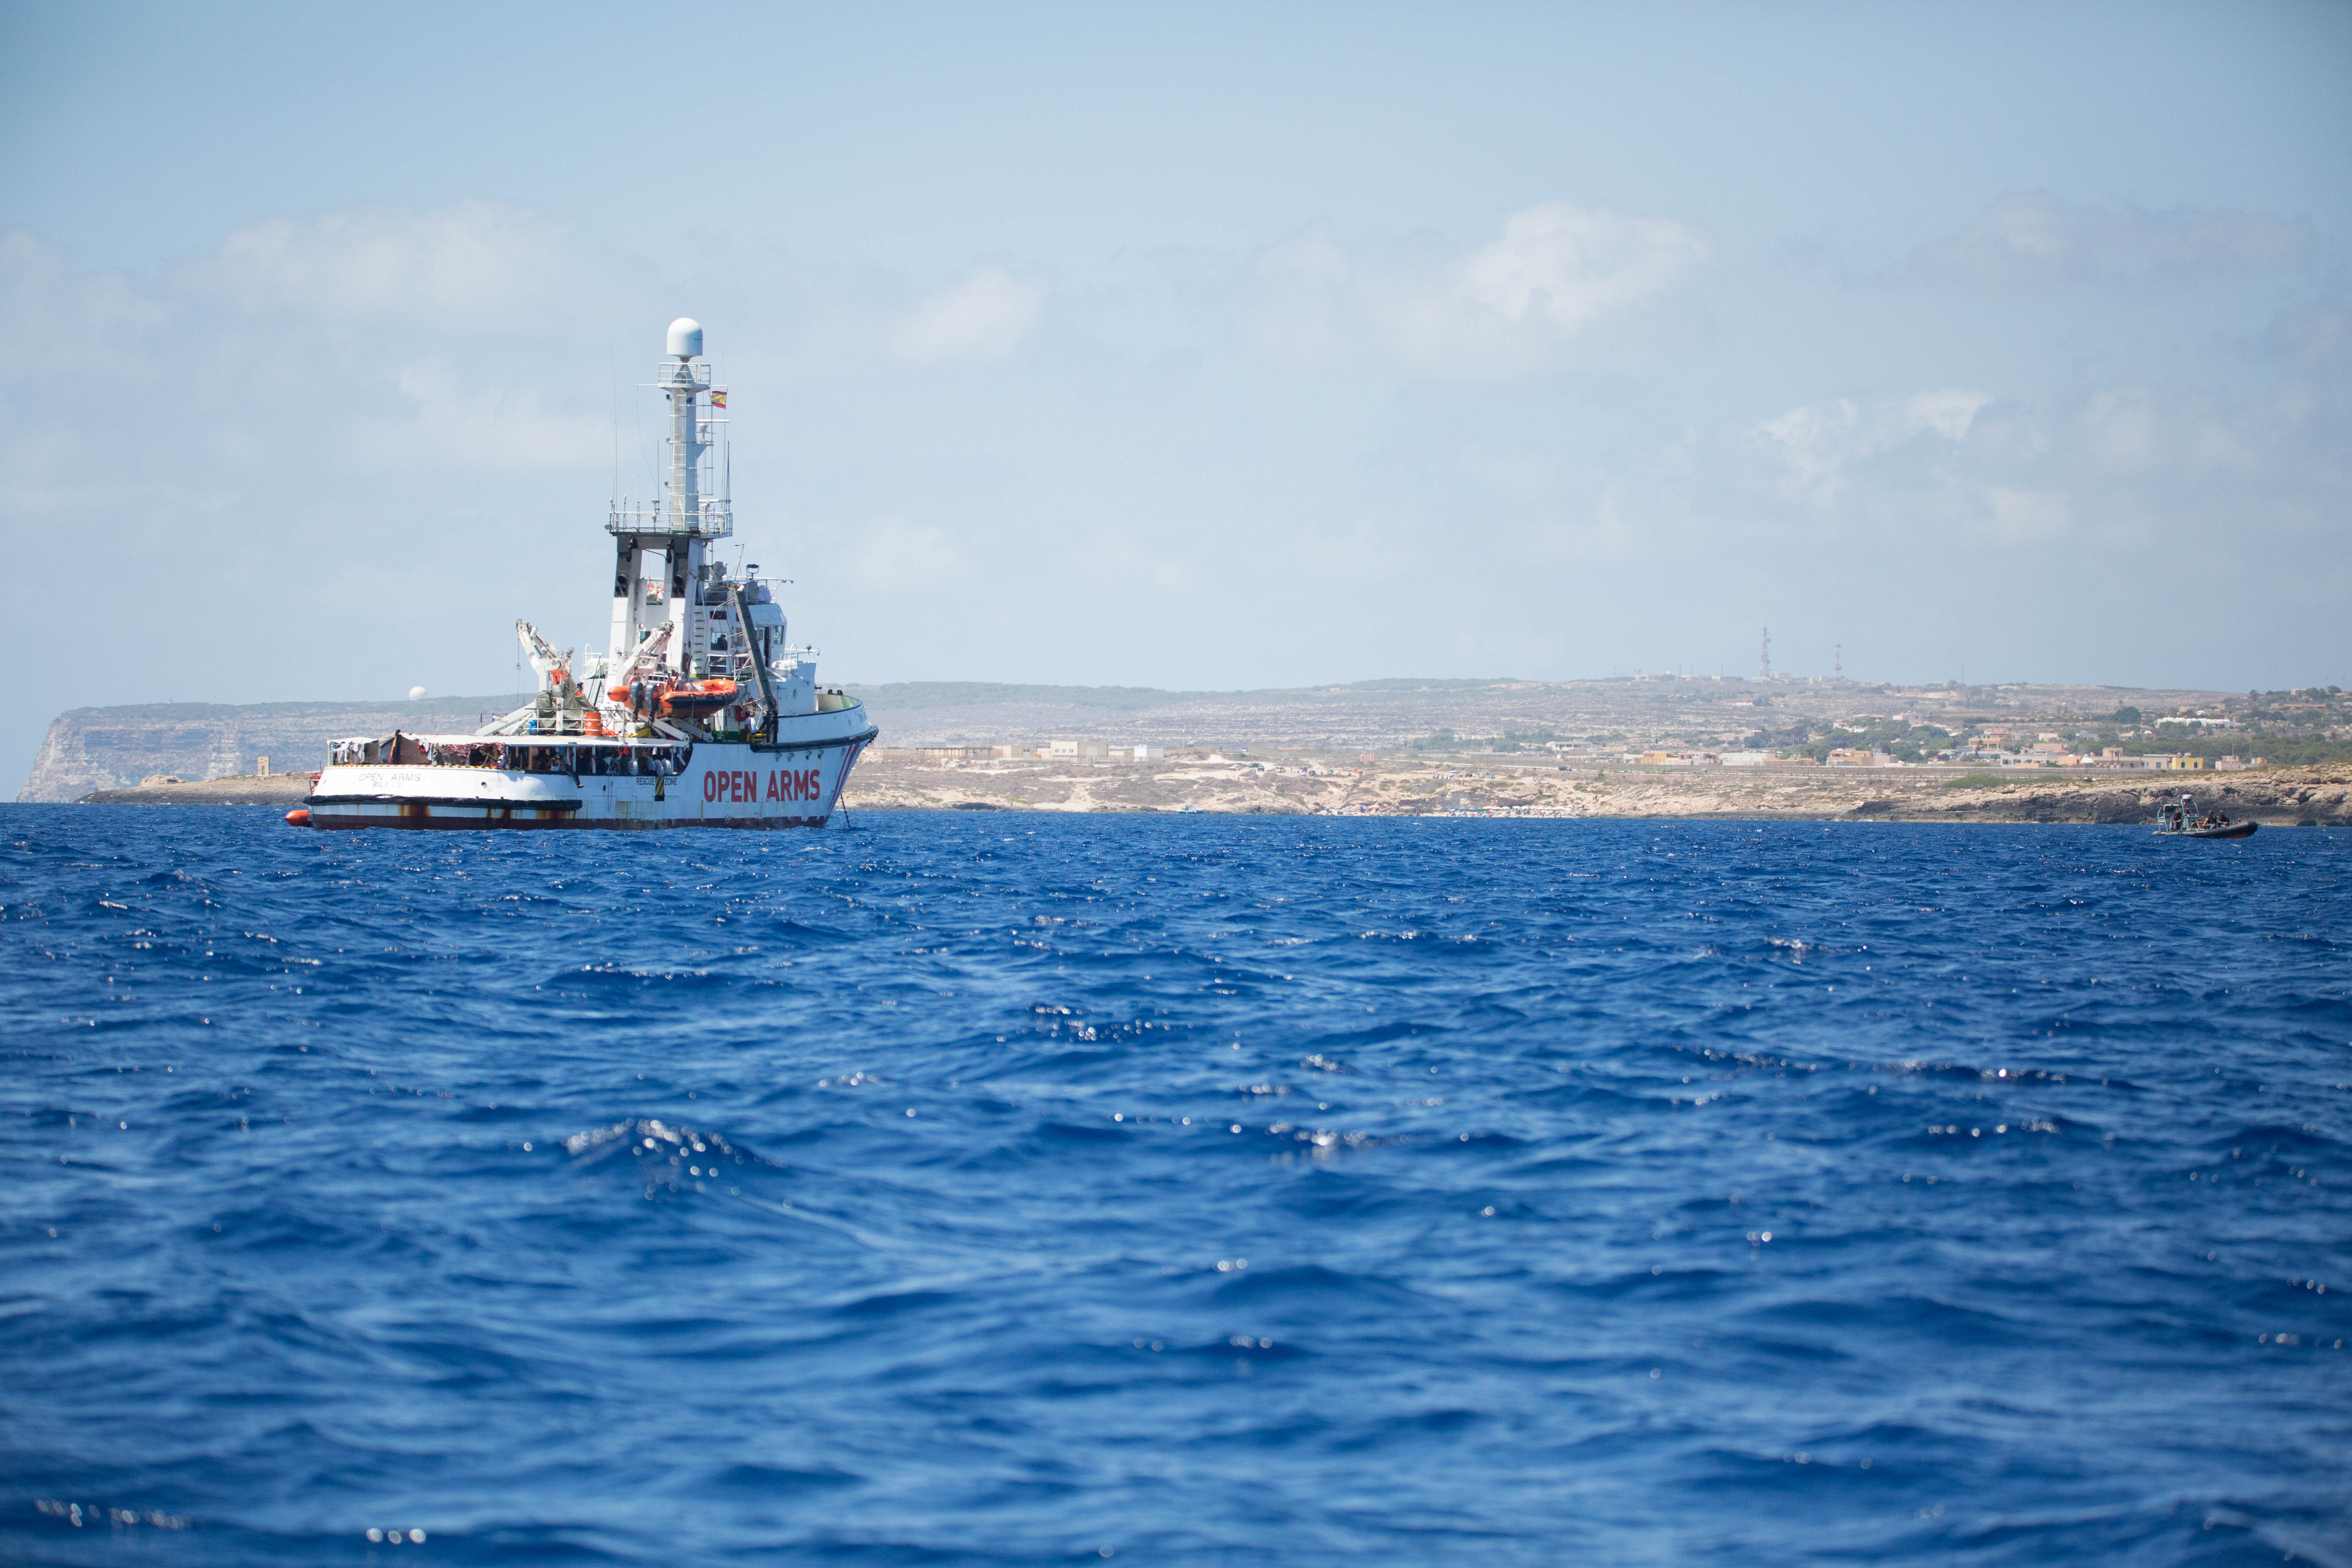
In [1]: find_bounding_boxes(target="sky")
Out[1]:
[2,1,2348,780]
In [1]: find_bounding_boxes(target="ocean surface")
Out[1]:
[3,806,2347,1566]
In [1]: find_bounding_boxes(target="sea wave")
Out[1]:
[1,806,2346,1565]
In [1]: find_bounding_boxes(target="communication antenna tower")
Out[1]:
[1835,643,1842,681]
[1760,626,1772,681]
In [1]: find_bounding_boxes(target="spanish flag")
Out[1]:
[711,391,728,409]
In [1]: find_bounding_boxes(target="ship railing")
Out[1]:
[606,503,733,538]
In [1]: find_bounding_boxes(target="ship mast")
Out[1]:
[608,317,731,681]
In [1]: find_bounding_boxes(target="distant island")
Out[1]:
[19,675,2349,824]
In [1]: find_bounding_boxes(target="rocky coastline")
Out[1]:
[74,773,313,806]
[836,753,2352,826]
[23,678,2347,826]
[51,755,2348,825]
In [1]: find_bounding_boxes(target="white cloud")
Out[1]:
[1753,388,1990,505]
[0,228,167,385]
[1912,191,2309,292]
[1980,486,2071,543]
[1742,374,2345,557]
[1903,389,1991,441]
[1252,202,1710,380]
[1749,386,2066,543]
[1756,398,1862,499]
[2080,391,2156,471]
[1454,203,1710,332]
[177,202,591,327]
[890,267,1045,365]
[353,362,610,473]
[2079,388,2267,477]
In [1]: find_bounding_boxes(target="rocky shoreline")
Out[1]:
[74,773,312,806]
[837,753,2352,826]
[22,675,2283,803]
[48,756,2350,827]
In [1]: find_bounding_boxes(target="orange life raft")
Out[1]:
[658,679,738,714]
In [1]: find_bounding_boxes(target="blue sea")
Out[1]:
[3,807,2347,1565]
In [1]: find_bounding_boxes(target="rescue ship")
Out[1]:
[294,318,877,831]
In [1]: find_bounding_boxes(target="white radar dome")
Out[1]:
[666,317,704,359]
[408,686,427,701]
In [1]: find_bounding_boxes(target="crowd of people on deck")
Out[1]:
[328,735,691,776]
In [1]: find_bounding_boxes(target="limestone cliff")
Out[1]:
[16,696,524,802]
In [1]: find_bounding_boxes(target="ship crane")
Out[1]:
[517,619,571,686]
[513,618,587,724]
[605,624,675,699]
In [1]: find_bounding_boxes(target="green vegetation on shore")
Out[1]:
[1742,716,1957,763]
[2143,730,2352,767]
[1411,728,1559,753]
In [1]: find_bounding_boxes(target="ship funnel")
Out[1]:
[666,317,704,359]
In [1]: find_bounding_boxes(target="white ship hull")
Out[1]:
[303,718,876,832]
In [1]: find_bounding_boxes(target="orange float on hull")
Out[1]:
[284,808,311,827]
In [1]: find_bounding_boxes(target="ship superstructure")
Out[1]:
[296,320,877,831]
